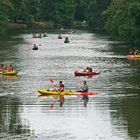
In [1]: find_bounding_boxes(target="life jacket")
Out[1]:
[82,84,89,92]
[7,66,13,71]
[0,66,5,71]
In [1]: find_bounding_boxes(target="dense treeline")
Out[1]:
[0,0,140,43]
[0,0,13,35]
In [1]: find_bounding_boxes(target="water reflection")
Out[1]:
[0,29,140,139]
[0,75,18,80]
[110,95,140,139]
[0,96,31,139]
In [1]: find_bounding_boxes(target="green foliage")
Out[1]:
[0,0,13,35]
[104,0,140,42]
[0,12,7,34]
[40,0,75,27]
[0,0,140,43]
[85,0,111,30]
[26,15,36,28]
[74,0,88,21]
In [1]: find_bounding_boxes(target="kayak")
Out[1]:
[38,89,75,96]
[32,36,37,38]
[64,40,70,43]
[74,71,100,76]
[127,55,140,59]
[37,89,97,96]
[76,92,96,96]
[0,71,18,75]
[58,36,62,39]
[32,47,38,50]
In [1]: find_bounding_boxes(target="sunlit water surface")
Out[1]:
[0,30,140,140]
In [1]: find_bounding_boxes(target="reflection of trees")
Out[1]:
[110,96,140,139]
[0,96,30,137]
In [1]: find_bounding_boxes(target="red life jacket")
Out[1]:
[0,66,5,71]
[7,66,13,71]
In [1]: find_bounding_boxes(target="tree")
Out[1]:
[85,0,111,30]
[74,0,88,21]
[40,0,75,27]
[104,0,140,42]
[0,0,13,34]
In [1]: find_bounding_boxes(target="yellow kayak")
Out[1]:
[127,55,140,59]
[37,89,97,96]
[0,71,18,75]
[37,89,75,96]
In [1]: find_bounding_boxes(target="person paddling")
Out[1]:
[7,65,13,72]
[83,67,92,72]
[0,64,5,71]
[52,81,65,107]
[33,44,38,50]
[64,37,70,43]
[134,49,140,55]
[52,81,64,92]
[77,81,89,107]
[128,49,133,55]
[58,34,62,39]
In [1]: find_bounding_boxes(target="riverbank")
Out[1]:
[7,21,88,30]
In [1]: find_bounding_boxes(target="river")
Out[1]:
[0,29,140,140]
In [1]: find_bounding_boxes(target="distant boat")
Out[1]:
[43,33,47,37]
[64,37,70,43]
[58,35,62,39]
[127,55,140,59]
[32,34,37,38]
[32,46,38,50]
[74,71,100,76]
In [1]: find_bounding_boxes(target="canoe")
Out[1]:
[0,71,18,75]
[74,71,100,76]
[127,55,140,59]
[37,89,96,96]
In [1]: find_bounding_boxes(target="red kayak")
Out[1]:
[77,92,97,96]
[74,71,100,76]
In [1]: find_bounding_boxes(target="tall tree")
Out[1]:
[85,0,111,30]
[104,0,140,42]
[40,0,75,27]
[74,0,87,21]
[0,0,13,34]
[10,0,27,21]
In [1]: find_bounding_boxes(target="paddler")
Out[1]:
[7,65,13,72]
[78,81,89,107]
[0,64,5,71]
[80,81,89,92]
[53,81,64,92]
[52,81,65,107]
[83,67,92,72]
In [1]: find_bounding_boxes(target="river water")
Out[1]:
[0,30,140,140]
